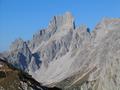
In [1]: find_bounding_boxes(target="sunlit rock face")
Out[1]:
[2,12,120,90]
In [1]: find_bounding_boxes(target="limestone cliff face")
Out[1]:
[2,12,120,90]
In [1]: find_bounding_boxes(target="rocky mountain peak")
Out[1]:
[28,12,75,51]
[63,11,74,27]
[76,25,90,33]
[48,12,75,31]
[95,18,120,30]
[10,38,28,52]
[92,18,120,46]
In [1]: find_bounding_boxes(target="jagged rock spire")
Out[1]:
[48,11,75,31]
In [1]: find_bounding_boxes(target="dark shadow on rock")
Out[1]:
[87,28,90,33]
[32,52,42,67]
[19,53,27,70]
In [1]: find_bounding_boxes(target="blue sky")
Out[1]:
[0,0,120,52]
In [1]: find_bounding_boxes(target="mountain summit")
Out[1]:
[2,12,120,90]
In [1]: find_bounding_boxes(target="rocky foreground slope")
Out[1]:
[1,12,120,90]
[0,56,61,90]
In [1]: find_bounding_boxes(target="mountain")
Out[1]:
[1,12,120,90]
